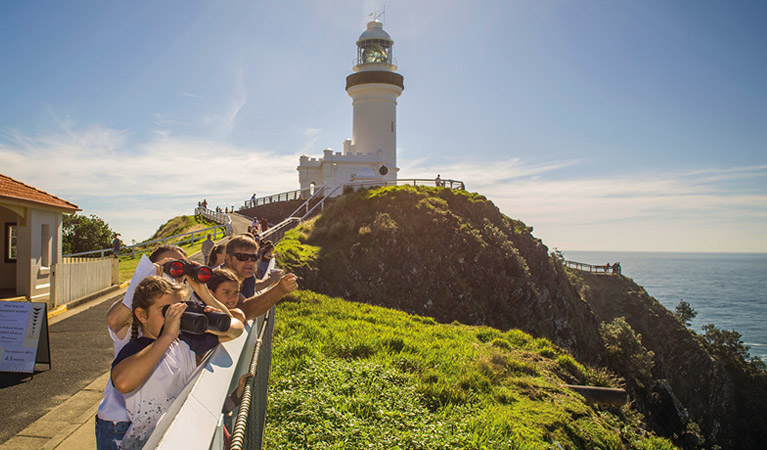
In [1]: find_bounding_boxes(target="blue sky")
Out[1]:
[1,0,765,252]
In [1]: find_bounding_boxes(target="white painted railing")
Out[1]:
[242,188,314,209]
[63,222,228,259]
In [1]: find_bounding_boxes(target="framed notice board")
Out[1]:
[0,301,51,373]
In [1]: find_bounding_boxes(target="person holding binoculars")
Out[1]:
[97,244,190,450]
[98,244,236,449]
[111,275,244,450]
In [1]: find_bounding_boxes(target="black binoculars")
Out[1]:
[163,260,212,283]
[161,301,231,335]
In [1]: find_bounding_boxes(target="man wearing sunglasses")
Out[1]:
[223,235,298,320]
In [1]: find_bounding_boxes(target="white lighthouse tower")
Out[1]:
[298,19,404,193]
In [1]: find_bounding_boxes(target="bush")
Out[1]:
[702,323,766,372]
[674,300,696,327]
[63,214,116,254]
[600,317,655,385]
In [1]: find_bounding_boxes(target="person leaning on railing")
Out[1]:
[223,235,298,320]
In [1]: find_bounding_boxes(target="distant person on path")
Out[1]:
[201,199,208,209]
[260,217,269,232]
[111,276,243,449]
[613,262,621,275]
[201,234,214,264]
[605,263,611,274]
[435,174,442,187]
[251,193,257,207]
[112,234,121,258]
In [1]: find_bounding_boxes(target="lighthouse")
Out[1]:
[298,19,404,193]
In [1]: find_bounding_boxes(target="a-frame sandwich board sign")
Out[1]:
[0,301,52,374]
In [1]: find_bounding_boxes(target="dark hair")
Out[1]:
[130,276,188,340]
[207,268,241,293]
[149,244,188,263]
[208,243,226,267]
[226,235,258,255]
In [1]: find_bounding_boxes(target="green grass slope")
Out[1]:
[276,185,604,364]
[266,291,677,450]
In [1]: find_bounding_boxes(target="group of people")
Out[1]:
[605,262,622,274]
[196,199,236,214]
[248,217,269,235]
[95,231,298,449]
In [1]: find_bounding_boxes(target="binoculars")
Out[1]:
[161,301,231,335]
[163,260,212,283]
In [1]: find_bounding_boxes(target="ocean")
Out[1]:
[562,251,767,362]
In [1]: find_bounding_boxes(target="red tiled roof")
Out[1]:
[0,173,80,212]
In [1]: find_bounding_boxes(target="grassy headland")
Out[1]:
[266,290,676,450]
[272,185,765,449]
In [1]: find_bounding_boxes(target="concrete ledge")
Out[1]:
[61,284,121,310]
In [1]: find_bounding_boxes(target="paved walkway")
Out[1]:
[0,233,234,449]
[0,288,125,449]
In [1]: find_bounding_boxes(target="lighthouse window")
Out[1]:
[359,39,391,64]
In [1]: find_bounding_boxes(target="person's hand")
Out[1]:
[235,373,253,399]
[277,273,298,296]
[153,257,179,276]
[161,302,187,339]
[266,269,283,285]
[185,271,212,298]
[203,305,223,315]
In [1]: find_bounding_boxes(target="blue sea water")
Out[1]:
[562,251,767,362]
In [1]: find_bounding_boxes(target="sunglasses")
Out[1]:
[231,252,258,262]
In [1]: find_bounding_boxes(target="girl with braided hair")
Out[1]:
[111,276,244,449]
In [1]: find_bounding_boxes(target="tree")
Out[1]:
[701,323,766,372]
[600,317,655,385]
[674,300,697,327]
[63,214,116,255]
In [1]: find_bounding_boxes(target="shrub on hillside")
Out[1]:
[701,323,766,373]
[673,300,696,327]
[600,317,655,385]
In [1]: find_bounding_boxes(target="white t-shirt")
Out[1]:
[113,333,218,449]
[96,326,131,422]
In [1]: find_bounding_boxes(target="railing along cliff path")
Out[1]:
[563,260,621,275]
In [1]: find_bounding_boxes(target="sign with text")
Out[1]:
[0,301,51,373]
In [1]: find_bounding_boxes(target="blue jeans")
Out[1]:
[95,416,130,450]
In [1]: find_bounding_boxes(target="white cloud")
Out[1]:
[2,123,764,252]
[400,157,767,252]
[0,123,302,242]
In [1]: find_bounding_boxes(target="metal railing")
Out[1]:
[298,178,466,220]
[195,207,233,235]
[563,260,621,274]
[229,307,275,450]
[242,187,315,209]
